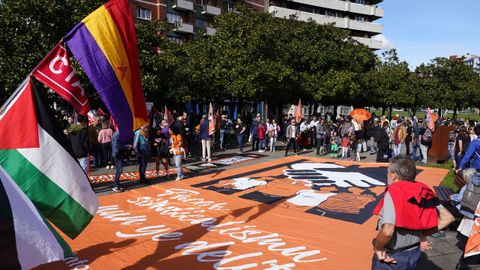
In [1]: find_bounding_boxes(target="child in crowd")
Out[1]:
[341,134,350,159]
[330,131,339,158]
[257,122,266,152]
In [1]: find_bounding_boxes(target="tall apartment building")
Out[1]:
[129,0,384,49]
[268,0,384,50]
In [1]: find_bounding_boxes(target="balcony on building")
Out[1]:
[348,19,383,34]
[173,0,194,11]
[202,4,221,16]
[286,0,384,18]
[349,2,384,18]
[351,36,382,50]
[174,22,195,34]
[269,6,348,28]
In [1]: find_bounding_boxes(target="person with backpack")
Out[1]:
[418,120,432,165]
[133,124,150,184]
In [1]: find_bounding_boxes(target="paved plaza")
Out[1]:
[87,143,475,269]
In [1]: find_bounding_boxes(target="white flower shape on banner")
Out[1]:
[283,163,386,188]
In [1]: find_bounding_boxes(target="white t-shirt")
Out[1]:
[287,190,336,207]
[230,178,267,190]
[291,126,297,138]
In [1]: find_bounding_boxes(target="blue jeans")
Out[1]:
[411,140,420,161]
[371,247,420,270]
[174,154,183,178]
[78,157,89,174]
[448,141,455,161]
[259,139,265,150]
[114,156,124,188]
[237,134,244,152]
[393,143,404,157]
[138,154,147,180]
[219,129,226,149]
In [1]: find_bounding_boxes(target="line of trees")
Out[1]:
[1,1,479,117]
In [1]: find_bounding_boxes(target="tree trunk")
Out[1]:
[333,105,338,119]
[382,107,386,116]
[389,107,393,119]
[438,108,442,119]
[453,108,458,119]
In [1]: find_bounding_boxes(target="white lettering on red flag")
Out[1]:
[33,42,89,114]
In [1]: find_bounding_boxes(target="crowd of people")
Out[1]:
[57,106,480,269]
[60,107,480,191]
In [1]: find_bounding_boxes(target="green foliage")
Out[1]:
[175,5,376,106]
[1,1,479,115]
[426,57,480,110]
[135,20,182,105]
[0,0,103,101]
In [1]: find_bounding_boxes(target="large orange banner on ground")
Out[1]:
[36,156,447,270]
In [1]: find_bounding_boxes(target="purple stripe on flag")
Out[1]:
[65,23,133,142]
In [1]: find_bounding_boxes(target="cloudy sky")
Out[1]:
[376,0,480,69]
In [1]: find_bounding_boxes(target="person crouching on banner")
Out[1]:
[371,156,454,270]
[112,130,132,192]
[134,124,150,184]
[170,126,185,181]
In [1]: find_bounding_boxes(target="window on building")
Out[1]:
[167,36,184,44]
[196,19,209,28]
[325,10,339,17]
[354,0,367,4]
[167,13,183,24]
[225,2,234,12]
[354,15,367,22]
[137,8,152,20]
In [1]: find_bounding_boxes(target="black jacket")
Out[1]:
[68,125,90,158]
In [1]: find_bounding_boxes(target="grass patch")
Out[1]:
[421,161,458,192]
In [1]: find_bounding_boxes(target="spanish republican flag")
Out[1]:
[0,78,98,240]
[64,0,148,142]
[295,99,303,122]
[208,102,215,135]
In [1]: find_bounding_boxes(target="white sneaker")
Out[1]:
[106,166,110,169]
[175,176,183,181]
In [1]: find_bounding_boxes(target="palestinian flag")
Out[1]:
[0,78,98,239]
[0,165,73,269]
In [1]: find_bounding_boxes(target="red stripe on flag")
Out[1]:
[0,79,39,149]
[104,0,147,121]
